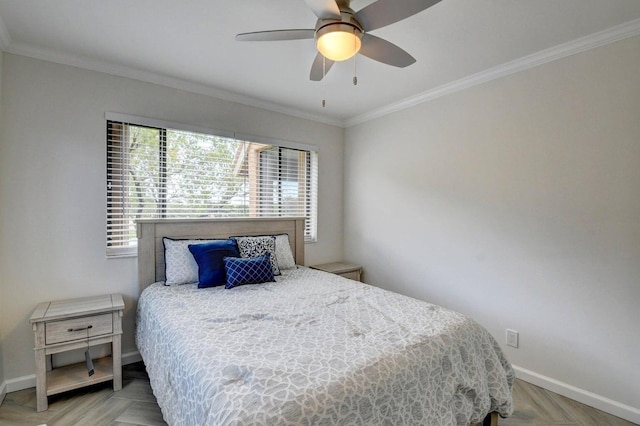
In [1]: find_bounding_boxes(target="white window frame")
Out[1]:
[106,113,318,257]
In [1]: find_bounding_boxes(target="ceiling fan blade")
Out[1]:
[310,53,335,81]
[304,0,342,20]
[356,0,442,31]
[359,34,416,67]
[236,29,315,42]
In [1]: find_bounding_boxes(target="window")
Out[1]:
[106,114,318,256]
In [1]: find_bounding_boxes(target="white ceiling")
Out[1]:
[1,0,640,126]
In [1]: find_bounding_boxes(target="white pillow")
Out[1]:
[274,234,296,270]
[163,238,221,285]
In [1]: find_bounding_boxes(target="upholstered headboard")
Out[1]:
[136,217,305,292]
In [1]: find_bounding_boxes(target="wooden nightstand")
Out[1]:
[30,294,124,412]
[310,262,362,282]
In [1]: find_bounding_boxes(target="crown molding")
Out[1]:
[3,40,345,128]
[344,17,640,128]
[3,14,639,129]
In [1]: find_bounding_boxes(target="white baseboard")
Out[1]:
[513,365,640,424]
[0,380,6,405]
[4,351,143,394]
[122,350,142,365]
[6,373,35,393]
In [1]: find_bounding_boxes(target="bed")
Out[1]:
[135,217,514,425]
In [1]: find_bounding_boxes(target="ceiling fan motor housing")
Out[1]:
[315,8,363,35]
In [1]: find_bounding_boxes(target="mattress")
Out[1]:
[136,267,514,425]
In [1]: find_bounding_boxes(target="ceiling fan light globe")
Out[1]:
[316,23,362,62]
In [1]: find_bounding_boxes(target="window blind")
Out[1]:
[107,118,318,256]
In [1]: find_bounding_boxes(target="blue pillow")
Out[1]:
[223,253,275,289]
[188,239,240,288]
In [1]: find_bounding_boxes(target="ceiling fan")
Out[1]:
[236,0,442,81]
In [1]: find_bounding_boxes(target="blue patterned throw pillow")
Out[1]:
[188,239,240,288]
[223,253,275,289]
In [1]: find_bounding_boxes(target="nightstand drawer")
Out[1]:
[310,262,362,282]
[338,270,361,281]
[45,313,113,345]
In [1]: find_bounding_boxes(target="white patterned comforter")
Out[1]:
[136,267,514,425]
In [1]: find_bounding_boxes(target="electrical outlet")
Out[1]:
[506,329,519,348]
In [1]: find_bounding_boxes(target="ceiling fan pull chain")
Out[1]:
[353,28,358,86]
[322,56,327,107]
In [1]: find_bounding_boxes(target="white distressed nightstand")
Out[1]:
[29,294,124,412]
[310,262,363,282]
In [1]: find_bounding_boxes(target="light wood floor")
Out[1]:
[0,362,636,426]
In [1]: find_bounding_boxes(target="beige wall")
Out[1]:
[344,35,640,419]
[0,53,344,383]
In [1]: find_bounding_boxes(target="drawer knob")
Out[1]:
[67,325,93,332]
